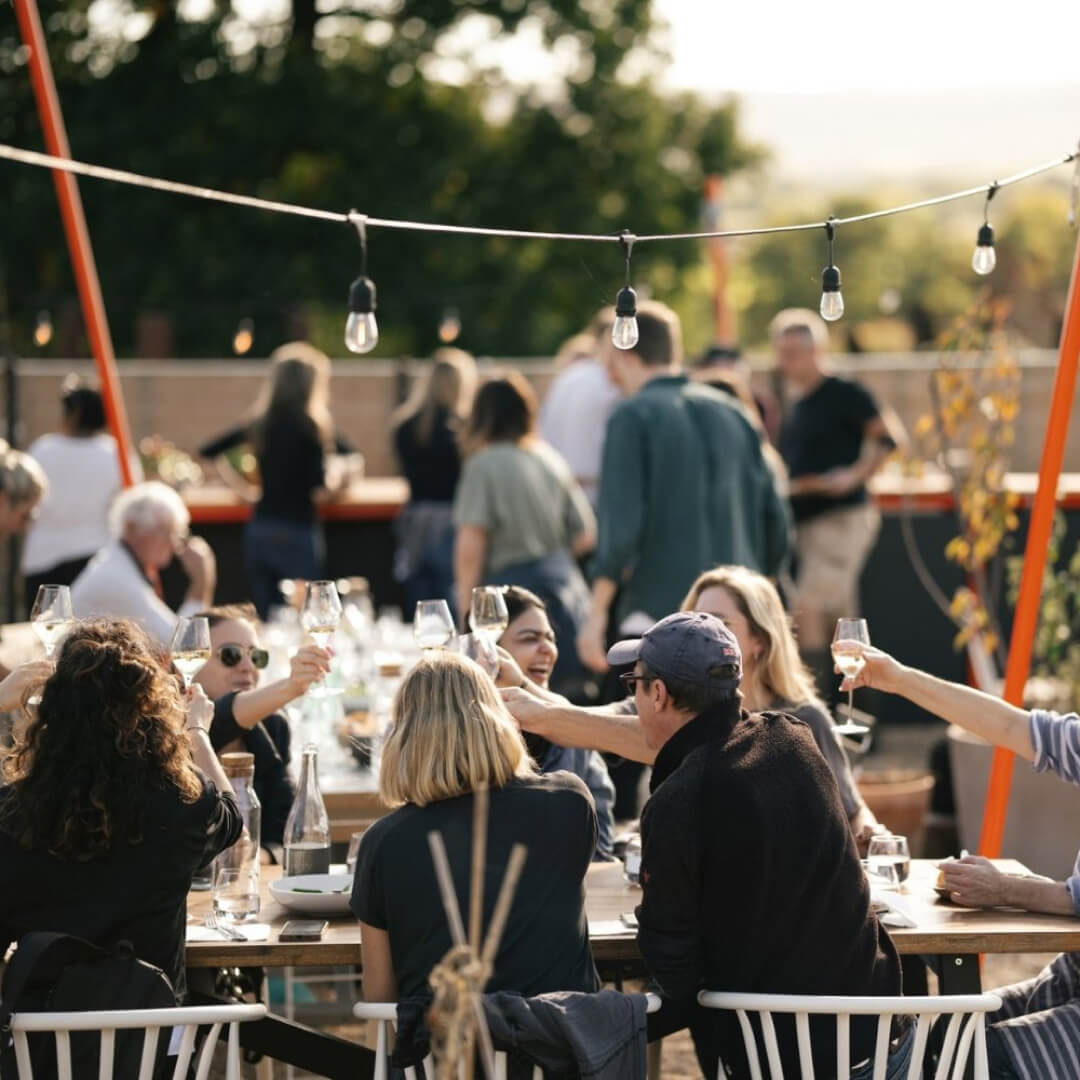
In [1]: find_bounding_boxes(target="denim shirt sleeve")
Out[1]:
[1028,710,1080,916]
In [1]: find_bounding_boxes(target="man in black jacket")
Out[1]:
[606,612,907,1078]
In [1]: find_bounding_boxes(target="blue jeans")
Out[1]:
[849,1022,915,1080]
[245,514,324,619]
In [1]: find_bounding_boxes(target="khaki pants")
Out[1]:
[794,502,881,649]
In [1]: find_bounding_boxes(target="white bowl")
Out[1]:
[269,874,353,915]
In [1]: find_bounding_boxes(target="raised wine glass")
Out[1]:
[831,617,871,736]
[469,586,509,639]
[171,615,211,690]
[459,632,500,679]
[413,600,455,651]
[301,580,342,697]
[29,585,74,704]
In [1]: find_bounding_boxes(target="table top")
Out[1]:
[185,858,1080,970]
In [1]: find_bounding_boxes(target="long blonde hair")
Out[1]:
[250,342,333,452]
[681,565,823,712]
[379,652,534,808]
[391,349,477,447]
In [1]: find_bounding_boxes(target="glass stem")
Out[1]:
[848,687,854,721]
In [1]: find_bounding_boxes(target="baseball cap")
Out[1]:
[607,611,742,691]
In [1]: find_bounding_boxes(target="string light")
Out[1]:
[819,220,844,322]
[972,183,998,276]
[612,231,639,351]
[232,317,254,355]
[345,212,378,354]
[438,307,461,343]
[33,310,52,347]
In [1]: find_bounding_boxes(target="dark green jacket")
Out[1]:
[592,375,791,626]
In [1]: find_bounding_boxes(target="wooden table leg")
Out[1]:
[647,1039,662,1079]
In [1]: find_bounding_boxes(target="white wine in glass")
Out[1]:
[301,581,342,696]
[413,600,455,650]
[31,584,73,659]
[171,616,212,689]
[469,586,509,638]
[832,617,871,736]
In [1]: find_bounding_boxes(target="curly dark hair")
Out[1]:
[0,619,202,859]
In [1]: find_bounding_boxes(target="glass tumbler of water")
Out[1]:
[213,867,260,923]
[867,833,911,887]
[623,834,642,886]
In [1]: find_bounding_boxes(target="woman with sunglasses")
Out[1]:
[194,604,330,848]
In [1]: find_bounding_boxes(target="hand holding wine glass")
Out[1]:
[832,618,871,736]
[413,600,455,651]
[171,615,211,689]
[31,584,73,659]
[469,586,508,638]
[301,581,342,696]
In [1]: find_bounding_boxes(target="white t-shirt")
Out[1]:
[538,360,621,506]
[21,433,123,574]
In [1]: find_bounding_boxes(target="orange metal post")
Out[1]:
[978,227,1080,856]
[13,0,136,486]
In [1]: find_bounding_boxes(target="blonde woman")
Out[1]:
[198,342,350,617]
[0,441,47,538]
[350,651,599,1004]
[391,349,477,619]
[679,566,880,850]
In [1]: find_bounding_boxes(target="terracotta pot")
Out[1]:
[856,769,935,855]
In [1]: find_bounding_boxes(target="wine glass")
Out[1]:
[31,584,73,660]
[832,617,871,736]
[413,600,455,651]
[867,834,911,888]
[469,586,509,638]
[171,616,211,690]
[459,632,500,679]
[301,580,342,697]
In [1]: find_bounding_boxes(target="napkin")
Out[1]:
[186,922,272,943]
[870,890,917,929]
[588,920,633,936]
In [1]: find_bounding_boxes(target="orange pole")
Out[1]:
[13,0,136,486]
[978,227,1080,856]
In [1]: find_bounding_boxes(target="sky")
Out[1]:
[651,0,1080,185]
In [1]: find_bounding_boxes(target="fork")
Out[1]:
[204,909,247,941]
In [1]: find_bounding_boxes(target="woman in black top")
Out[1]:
[0,619,242,998]
[351,651,598,1004]
[390,349,476,622]
[199,342,349,618]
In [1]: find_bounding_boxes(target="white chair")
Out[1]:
[696,991,1002,1080]
[8,1002,267,1080]
[355,993,661,1080]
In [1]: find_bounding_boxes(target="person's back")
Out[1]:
[641,708,900,1075]
[352,772,599,1000]
[395,407,462,503]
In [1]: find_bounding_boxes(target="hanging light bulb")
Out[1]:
[972,224,996,275]
[611,230,639,350]
[232,317,254,355]
[438,307,461,344]
[33,310,53,348]
[818,220,844,322]
[344,212,378,354]
[972,182,998,276]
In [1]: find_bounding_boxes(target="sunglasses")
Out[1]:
[619,672,650,692]
[217,644,270,669]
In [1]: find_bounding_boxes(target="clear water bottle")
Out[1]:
[284,743,331,876]
[214,752,261,920]
[624,833,642,886]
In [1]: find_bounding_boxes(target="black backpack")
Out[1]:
[0,932,176,1079]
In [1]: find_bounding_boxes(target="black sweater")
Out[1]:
[637,704,901,1078]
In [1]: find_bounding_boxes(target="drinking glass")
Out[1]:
[171,616,211,689]
[459,632,500,679]
[29,584,74,704]
[469,586,509,638]
[413,599,455,651]
[867,834,911,887]
[301,581,343,697]
[831,618,871,736]
[31,584,74,659]
[212,866,260,923]
[346,831,364,876]
[863,857,900,892]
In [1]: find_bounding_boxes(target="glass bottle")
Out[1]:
[624,833,642,886]
[215,752,262,920]
[283,743,331,876]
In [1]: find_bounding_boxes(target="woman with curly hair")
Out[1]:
[0,619,242,998]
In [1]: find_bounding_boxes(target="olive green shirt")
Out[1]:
[592,375,791,626]
[453,441,595,574]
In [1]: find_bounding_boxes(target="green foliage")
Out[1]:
[0,0,760,358]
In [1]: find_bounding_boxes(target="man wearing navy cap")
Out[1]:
[608,611,906,1080]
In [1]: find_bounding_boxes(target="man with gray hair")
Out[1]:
[772,308,905,693]
[71,481,217,644]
